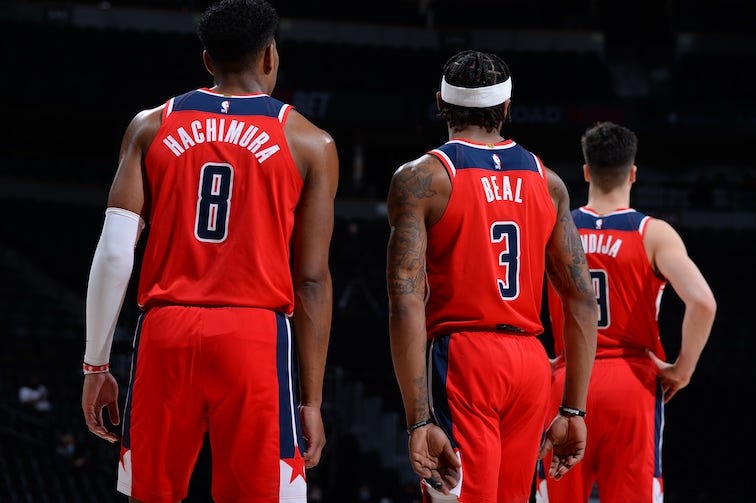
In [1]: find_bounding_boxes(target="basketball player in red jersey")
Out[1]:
[386,50,598,503]
[536,122,716,503]
[80,0,339,501]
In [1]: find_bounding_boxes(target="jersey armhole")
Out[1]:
[428,149,456,180]
[279,103,294,124]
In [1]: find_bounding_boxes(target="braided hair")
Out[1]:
[438,50,512,133]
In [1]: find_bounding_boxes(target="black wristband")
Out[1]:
[407,417,434,434]
[559,405,586,418]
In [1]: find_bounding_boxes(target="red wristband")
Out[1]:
[83,362,110,374]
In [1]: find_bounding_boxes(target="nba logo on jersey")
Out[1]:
[221,100,230,114]
[492,153,502,170]
[595,219,603,229]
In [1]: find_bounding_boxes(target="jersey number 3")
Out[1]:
[491,221,520,300]
[195,163,233,243]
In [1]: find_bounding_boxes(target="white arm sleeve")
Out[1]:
[84,207,145,366]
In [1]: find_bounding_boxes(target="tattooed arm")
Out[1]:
[386,154,460,492]
[544,167,597,412]
[538,167,598,480]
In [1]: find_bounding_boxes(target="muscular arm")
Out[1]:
[85,107,158,359]
[538,168,597,479]
[286,111,339,466]
[386,156,439,426]
[543,168,597,412]
[387,155,460,492]
[82,107,158,443]
[645,219,716,401]
[106,106,161,213]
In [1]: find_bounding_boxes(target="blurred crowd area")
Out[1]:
[4,0,756,200]
[10,0,756,34]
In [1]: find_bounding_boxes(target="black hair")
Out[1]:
[438,50,512,133]
[197,0,278,65]
[581,121,638,190]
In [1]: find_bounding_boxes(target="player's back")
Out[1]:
[548,207,667,359]
[137,89,303,314]
[424,139,556,338]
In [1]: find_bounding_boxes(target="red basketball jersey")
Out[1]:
[424,139,556,338]
[548,207,667,359]
[137,89,303,314]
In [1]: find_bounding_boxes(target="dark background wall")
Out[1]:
[1,1,754,502]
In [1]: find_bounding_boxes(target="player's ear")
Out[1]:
[583,164,590,182]
[629,164,637,184]
[202,50,215,76]
[435,91,443,112]
[262,41,277,75]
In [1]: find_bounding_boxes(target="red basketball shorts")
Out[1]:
[536,356,663,503]
[426,331,552,503]
[116,305,307,503]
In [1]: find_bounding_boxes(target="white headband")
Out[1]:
[440,76,512,108]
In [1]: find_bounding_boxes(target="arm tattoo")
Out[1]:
[547,212,591,296]
[392,163,437,202]
[387,211,426,298]
[413,374,429,418]
[387,163,435,299]
[564,215,592,295]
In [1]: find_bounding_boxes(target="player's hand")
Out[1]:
[647,349,690,403]
[408,424,461,494]
[82,372,120,443]
[299,404,326,468]
[537,414,586,480]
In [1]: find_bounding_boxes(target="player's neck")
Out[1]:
[448,125,503,145]
[210,74,272,97]
[585,189,630,215]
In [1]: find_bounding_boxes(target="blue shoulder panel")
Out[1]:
[171,90,284,118]
[572,209,647,231]
[436,142,540,174]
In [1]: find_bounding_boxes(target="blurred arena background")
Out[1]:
[1,1,754,501]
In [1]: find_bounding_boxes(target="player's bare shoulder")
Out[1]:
[543,166,570,208]
[643,216,687,253]
[283,108,337,178]
[389,155,447,206]
[387,154,450,226]
[124,104,165,152]
[643,216,688,273]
